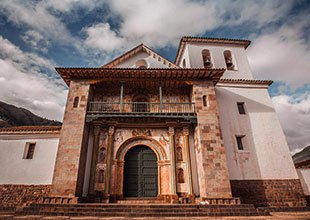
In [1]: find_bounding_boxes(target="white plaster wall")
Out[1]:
[297,169,310,195]
[216,85,298,180]
[180,43,254,80]
[181,46,190,68]
[115,51,169,68]
[0,135,59,184]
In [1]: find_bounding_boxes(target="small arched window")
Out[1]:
[203,95,207,107]
[224,50,235,70]
[182,59,186,68]
[202,49,212,68]
[73,96,79,108]
[135,59,148,69]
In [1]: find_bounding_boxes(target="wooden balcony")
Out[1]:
[87,102,196,119]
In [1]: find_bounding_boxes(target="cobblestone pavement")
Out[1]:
[0,212,310,220]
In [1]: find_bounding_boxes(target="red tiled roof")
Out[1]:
[295,160,310,169]
[0,126,61,134]
[175,36,251,65]
[218,79,273,86]
[55,67,226,86]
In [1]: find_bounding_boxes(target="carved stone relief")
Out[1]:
[98,169,105,183]
[177,168,185,183]
[176,147,183,162]
[132,128,152,137]
[159,133,169,147]
[99,147,106,162]
[114,130,123,143]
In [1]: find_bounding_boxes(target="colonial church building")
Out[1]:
[0,37,307,208]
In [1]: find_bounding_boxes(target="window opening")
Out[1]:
[203,95,207,107]
[73,96,79,108]
[24,143,36,159]
[224,50,235,70]
[237,102,246,114]
[202,49,213,68]
[182,59,186,68]
[236,136,245,150]
[135,59,148,69]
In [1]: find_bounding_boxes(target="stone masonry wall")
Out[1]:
[230,179,307,207]
[51,80,90,197]
[192,81,232,198]
[0,184,51,206]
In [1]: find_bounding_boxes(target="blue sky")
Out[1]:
[0,0,309,152]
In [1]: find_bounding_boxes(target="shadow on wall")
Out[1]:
[215,87,275,114]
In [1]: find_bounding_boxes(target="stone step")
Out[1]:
[14,203,269,217]
[117,199,164,204]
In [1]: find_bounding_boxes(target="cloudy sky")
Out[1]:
[0,0,309,153]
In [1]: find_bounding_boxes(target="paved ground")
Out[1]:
[1,212,310,220]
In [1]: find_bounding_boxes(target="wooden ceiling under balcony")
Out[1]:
[55,68,226,87]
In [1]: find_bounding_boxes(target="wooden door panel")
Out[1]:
[123,146,158,197]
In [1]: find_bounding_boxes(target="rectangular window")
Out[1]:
[237,102,246,114]
[236,136,244,150]
[23,143,36,159]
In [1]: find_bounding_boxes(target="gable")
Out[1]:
[102,44,179,69]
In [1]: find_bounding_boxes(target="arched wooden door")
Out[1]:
[123,145,158,197]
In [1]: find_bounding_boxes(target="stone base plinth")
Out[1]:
[0,184,51,206]
[230,179,307,208]
[157,194,179,203]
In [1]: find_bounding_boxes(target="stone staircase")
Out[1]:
[13,203,269,217]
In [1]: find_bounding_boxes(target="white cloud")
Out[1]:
[272,93,310,152]
[83,23,126,52]
[0,36,67,121]
[248,16,310,87]
[0,0,81,51]
[82,0,294,52]
[215,0,293,27]
[43,0,105,13]
[22,30,50,53]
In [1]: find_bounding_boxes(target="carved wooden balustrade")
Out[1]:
[87,102,195,116]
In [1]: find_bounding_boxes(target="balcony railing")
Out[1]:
[87,102,195,114]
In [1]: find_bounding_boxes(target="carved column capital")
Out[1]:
[183,127,189,136]
[108,126,115,136]
[94,126,101,136]
[168,126,175,136]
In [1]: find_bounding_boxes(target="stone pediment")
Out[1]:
[101,44,179,69]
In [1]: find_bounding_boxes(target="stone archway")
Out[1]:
[114,136,169,199]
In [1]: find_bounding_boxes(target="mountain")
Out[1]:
[292,146,310,163]
[0,101,62,127]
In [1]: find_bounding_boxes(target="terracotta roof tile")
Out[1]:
[295,160,310,169]
[218,79,273,86]
[0,126,61,134]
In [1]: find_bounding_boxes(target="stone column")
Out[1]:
[183,126,193,195]
[168,126,177,195]
[192,81,232,198]
[51,80,90,198]
[105,126,115,197]
[117,160,125,199]
[88,125,101,195]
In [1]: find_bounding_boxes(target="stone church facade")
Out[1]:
[0,37,307,208]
